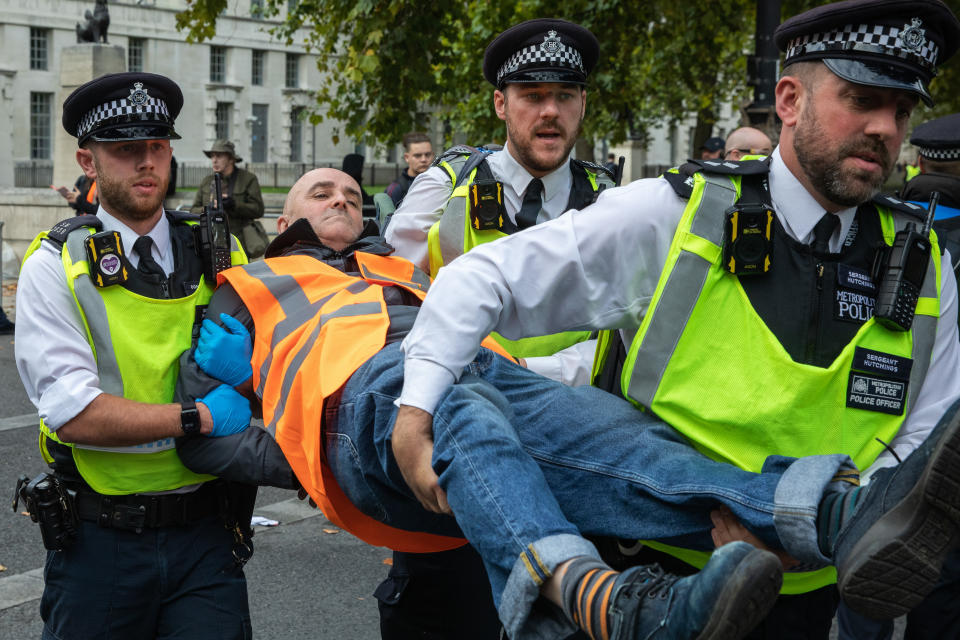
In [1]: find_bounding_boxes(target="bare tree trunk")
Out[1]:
[575,137,595,163]
[691,107,718,158]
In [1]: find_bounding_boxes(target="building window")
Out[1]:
[250,0,264,18]
[30,92,53,159]
[215,102,232,141]
[30,28,50,71]
[251,104,268,162]
[288,0,298,12]
[210,46,227,83]
[290,107,304,162]
[251,50,265,86]
[285,53,299,89]
[128,38,145,72]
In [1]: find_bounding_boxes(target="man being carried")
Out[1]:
[181,166,960,640]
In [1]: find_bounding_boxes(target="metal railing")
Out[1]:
[14,161,54,188]
[177,161,404,189]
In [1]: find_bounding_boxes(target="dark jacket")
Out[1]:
[385,170,416,206]
[69,175,99,216]
[190,167,265,239]
[175,218,408,488]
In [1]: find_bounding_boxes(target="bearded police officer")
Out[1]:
[15,72,253,639]
[392,1,960,638]
[380,18,615,639]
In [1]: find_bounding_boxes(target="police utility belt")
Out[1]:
[14,472,229,550]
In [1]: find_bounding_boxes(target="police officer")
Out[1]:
[15,72,253,639]
[380,18,613,639]
[392,1,960,638]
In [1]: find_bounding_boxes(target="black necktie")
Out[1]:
[133,236,165,277]
[516,178,543,230]
[811,213,839,255]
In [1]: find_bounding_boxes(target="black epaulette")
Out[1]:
[44,214,102,249]
[166,209,201,225]
[572,158,617,183]
[872,193,928,220]
[683,158,772,176]
[662,170,696,200]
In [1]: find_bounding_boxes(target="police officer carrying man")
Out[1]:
[392,1,960,638]
[382,18,613,638]
[15,72,253,639]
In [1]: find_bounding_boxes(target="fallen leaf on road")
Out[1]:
[322,528,339,534]
[0,564,6,572]
[20,511,30,517]
[383,557,393,566]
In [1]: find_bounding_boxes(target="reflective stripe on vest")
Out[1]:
[219,253,469,553]
[619,171,941,593]
[27,224,247,494]
[426,156,598,358]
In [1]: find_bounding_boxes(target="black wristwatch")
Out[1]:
[180,400,201,436]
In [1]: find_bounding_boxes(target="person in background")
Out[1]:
[190,139,265,257]
[724,127,773,161]
[699,136,725,160]
[385,132,434,207]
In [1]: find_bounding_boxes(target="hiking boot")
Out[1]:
[835,398,960,619]
[607,541,782,639]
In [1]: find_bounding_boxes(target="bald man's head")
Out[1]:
[278,168,365,251]
[725,127,773,161]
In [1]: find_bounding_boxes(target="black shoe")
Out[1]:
[835,398,960,619]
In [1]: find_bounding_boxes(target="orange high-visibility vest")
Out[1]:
[85,180,98,204]
[220,251,512,553]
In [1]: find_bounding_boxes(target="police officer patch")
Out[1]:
[128,81,149,106]
[901,18,927,52]
[846,347,911,415]
[541,30,561,53]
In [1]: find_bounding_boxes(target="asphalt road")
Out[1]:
[0,328,385,639]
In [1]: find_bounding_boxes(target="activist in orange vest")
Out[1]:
[176,168,960,640]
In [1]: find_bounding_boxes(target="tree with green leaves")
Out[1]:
[176,0,960,154]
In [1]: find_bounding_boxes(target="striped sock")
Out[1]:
[818,486,863,557]
[560,557,620,640]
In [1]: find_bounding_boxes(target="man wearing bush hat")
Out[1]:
[15,72,251,639]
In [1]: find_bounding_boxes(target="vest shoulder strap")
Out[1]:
[683,158,772,176]
[166,209,201,225]
[872,193,928,221]
[45,214,101,249]
[571,158,617,185]
[662,171,696,200]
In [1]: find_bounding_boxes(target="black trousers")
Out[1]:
[375,546,502,640]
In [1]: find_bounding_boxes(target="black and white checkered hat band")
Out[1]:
[919,146,960,161]
[77,96,172,138]
[786,22,939,71]
[497,41,584,85]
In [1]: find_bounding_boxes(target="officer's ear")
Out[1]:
[276,215,289,235]
[775,75,804,128]
[493,89,507,123]
[76,145,97,181]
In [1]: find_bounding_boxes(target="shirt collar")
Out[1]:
[769,146,857,249]
[97,206,171,265]
[500,141,571,206]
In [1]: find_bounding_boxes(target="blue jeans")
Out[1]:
[40,516,251,640]
[327,343,851,640]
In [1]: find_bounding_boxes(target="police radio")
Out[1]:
[196,172,232,285]
[874,193,939,331]
[723,203,775,275]
[468,180,506,231]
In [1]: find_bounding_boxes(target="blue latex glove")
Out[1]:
[198,384,252,437]
[195,313,253,386]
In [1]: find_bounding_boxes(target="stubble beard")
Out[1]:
[93,157,168,221]
[506,116,581,175]
[793,105,893,207]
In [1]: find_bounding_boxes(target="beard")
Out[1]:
[93,158,168,221]
[506,117,581,175]
[793,106,893,207]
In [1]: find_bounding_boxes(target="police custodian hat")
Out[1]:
[482,18,599,89]
[62,72,183,146]
[911,113,960,162]
[774,0,960,106]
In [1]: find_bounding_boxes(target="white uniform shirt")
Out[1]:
[400,147,960,472]
[15,207,174,430]
[386,142,595,386]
